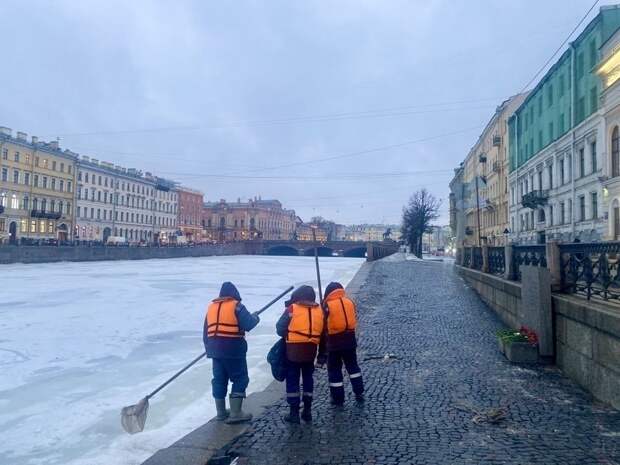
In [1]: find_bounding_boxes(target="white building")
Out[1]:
[75,157,178,244]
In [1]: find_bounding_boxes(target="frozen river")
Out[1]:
[0,255,364,465]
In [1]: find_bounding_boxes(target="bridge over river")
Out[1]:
[258,240,376,257]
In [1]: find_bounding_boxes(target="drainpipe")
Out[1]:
[570,43,576,239]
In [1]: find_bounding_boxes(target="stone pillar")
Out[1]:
[546,240,562,291]
[504,244,514,280]
[481,240,489,273]
[520,265,553,357]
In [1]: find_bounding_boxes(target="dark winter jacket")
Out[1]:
[276,285,326,363]
[203,282,259,359]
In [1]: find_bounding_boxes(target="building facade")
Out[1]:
[152,178,178,243]
[76,157,165,244]
[0,127,77,244]
[597,24,620,239]
[344,224,398,242]
[508,6,620,244]
[451,94,527,247]
[177,187,204,242]
[202,197,296,242]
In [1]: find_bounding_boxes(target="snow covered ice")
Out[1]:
[0,255,364,465]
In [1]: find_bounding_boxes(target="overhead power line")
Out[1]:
[43,97,503,138]
[519,0,600,93]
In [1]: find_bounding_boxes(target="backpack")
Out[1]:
[267,338,287,382]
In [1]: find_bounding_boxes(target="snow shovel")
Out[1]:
[120,285,294,434]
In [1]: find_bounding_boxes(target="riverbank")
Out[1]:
[140,260,373,465]
[142,254,620,465]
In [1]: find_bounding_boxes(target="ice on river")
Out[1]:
[0,255,363,465]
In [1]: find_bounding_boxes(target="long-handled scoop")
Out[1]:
[120,285,294,434]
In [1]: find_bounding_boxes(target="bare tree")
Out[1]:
[401,189,441,258]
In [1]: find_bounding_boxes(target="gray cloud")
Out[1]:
[0,0,607,224]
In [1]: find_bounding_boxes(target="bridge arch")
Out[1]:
[267,245,300,256]
[343,246,367,258]
[303,246,334,257]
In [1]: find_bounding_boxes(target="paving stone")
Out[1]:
[216,259,620,465]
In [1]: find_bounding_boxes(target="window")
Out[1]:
[67,181,72,193]
[52,161,56,171]
[1,168,6,182]
[35,157,39,167]
[591,141,597,173]
[77,206,81,218]
[24,173,30,185]
[59,180,64,192]
[548,164,553,189]
[548,84,553,107]
[577,52,584,78]
[548,122,554,142]
[579,148,585,178]
[1,148,7,160]
[559,74,565,97]
[30,220,36,233]
[560,113,565,134]
[20,219,27,233]
[591,192,598,219]
[579,196,585,222]
[78,171,82,181]
[85,173,89,183]
[591,86,598,113]
[51,178,56,191]
[537,171,543,190]
[538,130,543,150]
[11,194,18,209]
[578,96,585,121]
[42,177,48,189]
[538,97,542,116]
[23,196,29,210]
[60,163,64,173]
[98,175,102,186]
[560,159,565,184]
[613,127,620,177]
[590,40,597,67]
[13,170,19,184]
[14,151,20,162]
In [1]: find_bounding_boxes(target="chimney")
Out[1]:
[0,127,11,136]
[16,131,27,141]
[31,136,38,144]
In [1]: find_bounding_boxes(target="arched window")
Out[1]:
[11,194,18,209]
[612,126,620,177]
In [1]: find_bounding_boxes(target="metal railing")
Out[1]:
[488,246,505,275]
[560,241,620,301]
[512,245,547,281]
[463,247,472,267]
[472,247,483,270]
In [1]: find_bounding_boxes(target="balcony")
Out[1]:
[521,190,549,209]
[30,210,62,220]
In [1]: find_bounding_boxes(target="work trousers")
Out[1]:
[327,348,364,404]
[285,361,314,407]
[211,357,249,399]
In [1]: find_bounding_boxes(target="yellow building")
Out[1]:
[460,94,527,246]
[0,127,77,243]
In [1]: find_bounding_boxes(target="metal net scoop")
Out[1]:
[121,397,149,434]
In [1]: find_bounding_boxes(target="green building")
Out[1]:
[509,5,620,172]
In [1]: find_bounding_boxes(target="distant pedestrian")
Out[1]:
[276,285,325,424]
[316,282,364,405]
[203,282,260,424]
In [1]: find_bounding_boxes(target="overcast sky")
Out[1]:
[0,0,612,225]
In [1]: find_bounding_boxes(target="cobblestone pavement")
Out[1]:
[220,259,620,465]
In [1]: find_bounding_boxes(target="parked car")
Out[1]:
[105,236,127,246]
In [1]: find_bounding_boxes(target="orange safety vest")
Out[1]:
[286,303,324,345]
[325,288,357,335]
[206,298,245,338]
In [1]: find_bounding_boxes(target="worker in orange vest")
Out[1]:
[316,282,364,406]
[204,282,260,424]
[276,285,325,424]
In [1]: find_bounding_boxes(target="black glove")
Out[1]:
[251,311,261,321]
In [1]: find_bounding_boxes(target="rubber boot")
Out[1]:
[355,394,365,403]
[284,405,300,424]
[225,396,252,424]
[301,399,312,423]
[214,398,229,421]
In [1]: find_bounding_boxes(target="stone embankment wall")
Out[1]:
[0,242,252,264]
[456,265,620,410]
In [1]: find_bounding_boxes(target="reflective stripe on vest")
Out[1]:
[286,303,323,345]
[326,295,357,335]
[206,298,244,338]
